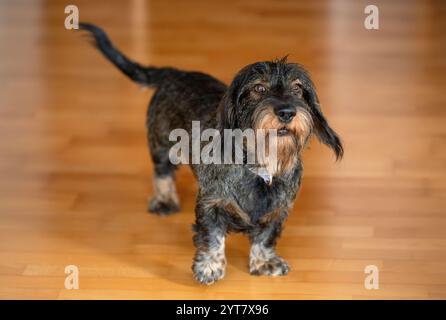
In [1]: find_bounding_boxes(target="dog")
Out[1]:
[79,23,343,285]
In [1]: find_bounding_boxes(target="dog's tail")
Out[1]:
[79,23,172,86]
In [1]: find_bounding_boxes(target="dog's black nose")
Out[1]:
[275,107,296,123]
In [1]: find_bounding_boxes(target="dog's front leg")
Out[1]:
[249,219,289,276]
[192,204,227,285]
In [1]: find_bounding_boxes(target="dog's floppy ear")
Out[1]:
[302,80,344,160]
[219,92,237,130]
[219,73,245,130]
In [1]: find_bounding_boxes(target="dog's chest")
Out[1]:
[232,174,291,223]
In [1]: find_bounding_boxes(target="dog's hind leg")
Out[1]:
[147,149,180,215]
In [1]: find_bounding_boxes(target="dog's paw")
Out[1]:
[192,257,226,285]
[249,256,289,276]
[147,197,179,215]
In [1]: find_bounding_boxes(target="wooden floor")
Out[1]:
[0,0,445,300]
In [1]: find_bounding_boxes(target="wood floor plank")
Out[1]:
[0,0,445,299]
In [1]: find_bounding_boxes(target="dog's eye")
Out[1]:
[292,83,303,97]
[254,84,266,93]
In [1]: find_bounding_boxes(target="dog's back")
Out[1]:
[79,23,227,132]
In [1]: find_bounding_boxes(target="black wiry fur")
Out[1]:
[79,23,343,285]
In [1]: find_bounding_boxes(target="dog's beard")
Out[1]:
[252,106,313,176]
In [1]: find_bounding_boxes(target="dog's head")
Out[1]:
[220,57,343,174]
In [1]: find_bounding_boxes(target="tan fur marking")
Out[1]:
[153,175,179,204]
[253,106,313,176]
[288,108,313,148]
[202,197,251,225]
[259,207,284,225]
